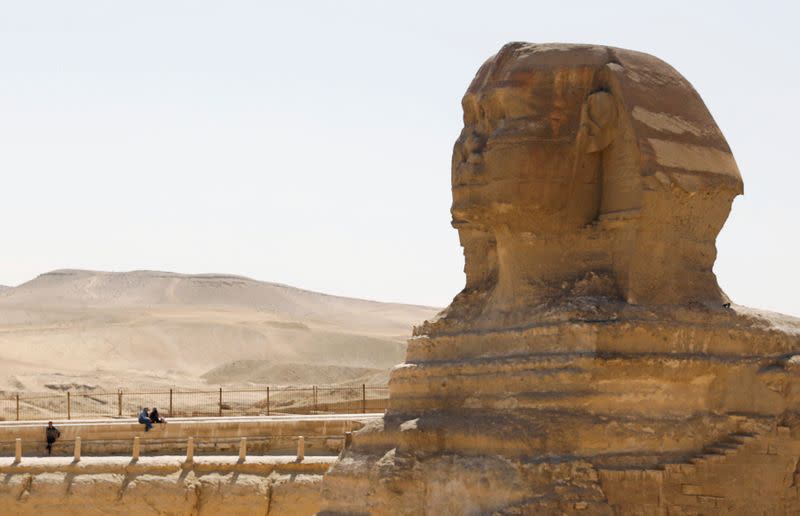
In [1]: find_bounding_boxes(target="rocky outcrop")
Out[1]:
[318,43,800,515]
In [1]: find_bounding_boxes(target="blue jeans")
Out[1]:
[139,418,153,431]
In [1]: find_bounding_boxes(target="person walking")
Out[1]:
[45,421,60,455]
[138,407,153,432]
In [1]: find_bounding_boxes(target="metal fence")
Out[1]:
[0,385,389,421]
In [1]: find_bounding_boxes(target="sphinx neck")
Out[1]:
[490,226,613,312]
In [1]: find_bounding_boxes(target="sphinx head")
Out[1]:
[448,43,743,318]
[452,44,616,234]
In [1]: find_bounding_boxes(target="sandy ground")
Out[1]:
[0,270,441,392]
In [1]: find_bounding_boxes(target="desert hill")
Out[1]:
[201,360,388,386]
[0,270,441,392]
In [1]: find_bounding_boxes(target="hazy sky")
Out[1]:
[1,1,798,314]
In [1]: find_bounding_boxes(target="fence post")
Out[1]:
[218,387,223,417]
[132,436,140,460]
[73,436,81,461]
[266,386,270,416]
[186,436,194,462]
[362,384,366,414]
[169,388,173,417]
[118,390,122,417]
[67,391,71,420]
[313,386,317,414]
[14,438,21,462]
[239,437,247,461]
[16,394,19,421]
[296,436,304,461]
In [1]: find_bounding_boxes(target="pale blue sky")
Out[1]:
[1,1,798,314]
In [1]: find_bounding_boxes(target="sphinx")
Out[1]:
[319,44,800,515]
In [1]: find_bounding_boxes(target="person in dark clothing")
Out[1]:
[138,407,153,431]
[149,407,166,424]
[45,421,60,455]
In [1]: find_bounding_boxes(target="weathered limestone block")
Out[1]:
[195,472,271,515]
[0,456,330,515]
[319,43,800,515]
[269,473,327,515]
[119,472,201,513]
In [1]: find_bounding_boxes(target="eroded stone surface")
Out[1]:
[319,43,800,515]
[0,456,331,515]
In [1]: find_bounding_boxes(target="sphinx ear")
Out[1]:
[580,91,618,153]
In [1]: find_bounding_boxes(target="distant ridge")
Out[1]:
[17,269,438,309]
[0,269,442,391]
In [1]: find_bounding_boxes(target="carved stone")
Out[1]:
[319,43,800,515]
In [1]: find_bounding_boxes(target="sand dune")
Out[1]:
[0,270,441,392]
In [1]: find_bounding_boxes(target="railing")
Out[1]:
[12,434,320,463]
[0,385,389,421]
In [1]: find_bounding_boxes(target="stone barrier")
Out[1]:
[0,414,377,458]
[0,455,334,515]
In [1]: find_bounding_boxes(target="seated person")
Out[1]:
[138,407,153,431]
[149,407,166,424]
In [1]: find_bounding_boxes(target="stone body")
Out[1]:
[319,44,800,515]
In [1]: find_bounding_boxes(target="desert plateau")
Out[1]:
[0,269,439,394]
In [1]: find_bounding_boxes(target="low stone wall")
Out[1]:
[0,414,377,457]
[0,455,334,515]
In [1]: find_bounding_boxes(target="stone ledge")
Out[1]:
[0,455,335,475]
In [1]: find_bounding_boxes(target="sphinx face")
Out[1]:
[451,57,602,234]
